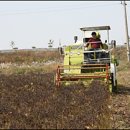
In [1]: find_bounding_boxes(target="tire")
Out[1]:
[110,73,117,93]
[114,79,117,92]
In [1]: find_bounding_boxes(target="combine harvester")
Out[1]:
[55,26,119,92]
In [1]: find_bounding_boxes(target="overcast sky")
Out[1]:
[0,1,130,50]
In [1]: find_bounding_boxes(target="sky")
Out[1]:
[0,1,130,50]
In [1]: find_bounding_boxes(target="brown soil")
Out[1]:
[0,46,130,129]
[0,73,110,129]
[110,71,130,129]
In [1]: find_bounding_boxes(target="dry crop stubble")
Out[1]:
[0,51,62,64]
[0,50,116,129]
[0,72,111,129]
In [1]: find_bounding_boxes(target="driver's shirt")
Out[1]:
[88,38,102,49]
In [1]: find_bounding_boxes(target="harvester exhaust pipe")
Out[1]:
[74,36,78,43]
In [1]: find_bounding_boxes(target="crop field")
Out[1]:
[0,47,130,129]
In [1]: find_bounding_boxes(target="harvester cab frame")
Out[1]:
[80,26,110,43]
[80,26,111,65]
[55,26,118,93]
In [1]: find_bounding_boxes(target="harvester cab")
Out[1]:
[55,26,119,92]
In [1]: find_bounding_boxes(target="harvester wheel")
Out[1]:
[110,73,117,93]
[114,79,117,92]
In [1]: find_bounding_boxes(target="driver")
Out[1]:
[86,32,103,50]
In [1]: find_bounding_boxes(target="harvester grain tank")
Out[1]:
[55,26,119,92]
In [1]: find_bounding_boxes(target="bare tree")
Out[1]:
[48,39,54,48]
[10,41,15,49]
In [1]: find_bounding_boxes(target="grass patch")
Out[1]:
[0,50,62,64]
[0,63,59,75]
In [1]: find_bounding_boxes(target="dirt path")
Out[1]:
[111,70,130,129]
